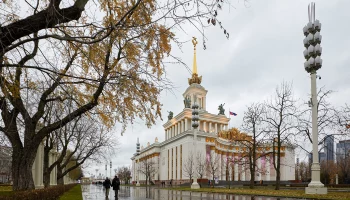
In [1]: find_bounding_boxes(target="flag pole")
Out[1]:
[229,108,231,129]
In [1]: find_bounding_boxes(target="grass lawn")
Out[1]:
[166,187,350,200]
[59,184,83,200]
[0,186,12,196]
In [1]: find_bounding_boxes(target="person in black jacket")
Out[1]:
[111,175,121,197]
[103,177,112,198]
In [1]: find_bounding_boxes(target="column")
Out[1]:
[34,146,40,187]
[203,97,206,110]
[185,119,188,131]
[209,122,212,133]
[175,124,178,136]
[257,157,262,181]
[181,120,184,133]
[203,121,207,132]
[38,143,43,187]
[49,152,53,185]
[215,123,218,133]
[266,155,270,181]
[241,157,246,181]
[178,123,181,135]
[222,154,226,180]
[234,156,238,181]
[54,153,57,185]
[171,126,174,138]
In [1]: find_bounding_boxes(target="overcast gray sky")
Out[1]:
[85,0,350,177]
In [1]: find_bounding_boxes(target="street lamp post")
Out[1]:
[303,2,327,194]
[191,102,200,189]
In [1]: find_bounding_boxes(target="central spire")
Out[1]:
[188,37,202,85]
[192,37,198,74]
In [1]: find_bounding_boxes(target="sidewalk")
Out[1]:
[82,184,131,200]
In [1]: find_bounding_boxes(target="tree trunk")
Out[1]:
[12,146,37,191]
[250,167,255,189]
[57,168,64,185]
[275,137,281,190]
[43,146,51,188]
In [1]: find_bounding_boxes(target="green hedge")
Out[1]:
[0,184,77,200]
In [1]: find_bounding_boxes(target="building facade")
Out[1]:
[336,140,350,160]
[131,38,295,184]
[0,146,11,183]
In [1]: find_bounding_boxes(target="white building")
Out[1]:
[131,38,295,185]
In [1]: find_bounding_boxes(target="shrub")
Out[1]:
[0,184,77,200]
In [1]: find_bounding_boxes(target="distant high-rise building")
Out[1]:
[324,135,334,161]
[336,140,350,160]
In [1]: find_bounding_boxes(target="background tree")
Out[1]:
[138,156,158,185]
[196,152,206,180]
[0,0,232,190]
[117,166,132,184]
[183,152,194,182]
[55,117,114,185]
[240,103,267,189]
[297,88,340,151]
[206,150,220,187]
[263,82,298,190]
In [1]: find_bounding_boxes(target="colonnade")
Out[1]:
[211,148,273,181]
[165,119,229,140]
[32,142,74,188]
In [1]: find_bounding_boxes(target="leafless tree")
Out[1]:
[139,155,158,185]
[206,150,220,187]
[239,103,269,189]
[183,152,194,182]
[55,117,115,185]
[336,104,350,137]
[117,166,132,184]
[297,161,311,182]
[298,88,340,145]
[263,82,298,190]
[196,152,206,180]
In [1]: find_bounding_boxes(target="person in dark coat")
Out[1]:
[103,177,112,198]
[112,175,121,197]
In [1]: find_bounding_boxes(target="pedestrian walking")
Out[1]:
[112,175,121,198]
[103,177,112,198]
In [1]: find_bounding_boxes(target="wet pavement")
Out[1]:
[81,184,302,200]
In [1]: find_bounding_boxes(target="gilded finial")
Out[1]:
[188,36,202,85]
[192,37,198,50]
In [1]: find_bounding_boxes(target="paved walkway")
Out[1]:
[81,184,297,200]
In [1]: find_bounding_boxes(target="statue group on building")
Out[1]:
[183,96,191,108]
[218,103,225,115]
[167,111,173,120]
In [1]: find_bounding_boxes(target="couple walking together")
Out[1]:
[103,176,120,198]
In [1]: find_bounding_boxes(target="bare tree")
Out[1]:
[298,88,339,145]
[206,150,220,187]
[196,152,206,180]
[139,155,158,186]
[117,166,131,184]
[55,117,115,185]
[239,103,268,189]
[263,82,298,190]
[183,152,194,182]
